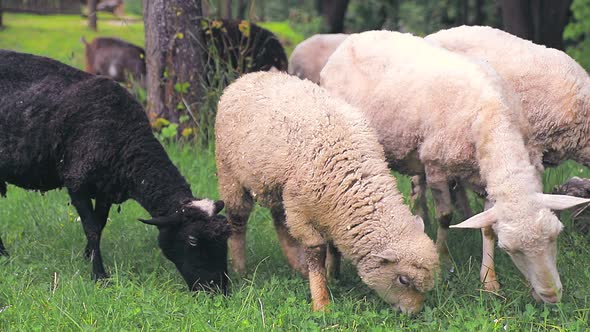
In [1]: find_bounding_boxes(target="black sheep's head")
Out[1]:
[139,199,230,294]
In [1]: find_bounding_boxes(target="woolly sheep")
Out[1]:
[426,25,590,294]
[320,31,590,303]
[0,50,231,292]
[215,71,438,313]
[288,33,348,84]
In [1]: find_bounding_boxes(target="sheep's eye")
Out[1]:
[398,275,411,286]
[188,236,198,247]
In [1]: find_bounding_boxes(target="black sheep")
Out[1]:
[200,19,288,74]
[0,50,230,292]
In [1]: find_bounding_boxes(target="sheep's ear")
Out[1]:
[214,200,225,214]
[372,249,399,263]
[451,208,497,229]
[414,215,425,232]
[138,215,180,227]
[538,193,590,211]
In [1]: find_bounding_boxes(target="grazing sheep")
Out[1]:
[0,50,230,292]
[81,37,146,86]
[426,25,590,290]
[320,31,590,303]
[288,33,348,84]
[216,71,438,313]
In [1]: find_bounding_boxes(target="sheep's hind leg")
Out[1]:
[83,197,111,261]
[271,205,308,278]
[306,245,330,311]
[226,196,253,276]
[450,180,473,219]
[410,175,431,228]
[69,190,109,280]
[429,180,454,270]
[325,242,341,280]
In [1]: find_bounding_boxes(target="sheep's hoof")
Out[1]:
[92,271,110,282]
[483,279,501,291]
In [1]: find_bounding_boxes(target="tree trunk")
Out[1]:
[319,0,350,33]
[474,0,484,25]
[460,0,468,25]
[391,0,400,30]
[499,0,572,50]
[88,0,97,31]
[530,0,572,50]
[237,0,247,19]
[143,0,205,125]
[224,0,232,19]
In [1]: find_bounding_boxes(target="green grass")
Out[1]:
[1,13,590,331]
[1,143,589,331]
[0,13,144,70]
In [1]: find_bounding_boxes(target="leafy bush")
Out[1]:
[564,0,590,70]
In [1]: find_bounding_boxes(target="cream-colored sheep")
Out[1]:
[320,30,590,304]
[215,71,438,313]
[288,33,348,84]
[425,25,590,295]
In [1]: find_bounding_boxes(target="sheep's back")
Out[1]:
[0,50,153,195]
[320,30,523,175]
[216,72,387,202]
[426,26,590,158]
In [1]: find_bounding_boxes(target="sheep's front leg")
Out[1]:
[69,191,109,280]
[480,226,500,290]
[0,236,7,256]
[306,245,330,311]
[271,205,308,278]
[480,200,500,291]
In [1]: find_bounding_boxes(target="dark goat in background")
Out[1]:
[81,36,145,87]
[0,50,230,292]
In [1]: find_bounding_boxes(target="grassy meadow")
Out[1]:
[1,13,590,331]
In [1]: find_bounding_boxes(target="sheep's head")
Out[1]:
[139,199,231,294]
[452,193,590,303]
[356,222,439,314]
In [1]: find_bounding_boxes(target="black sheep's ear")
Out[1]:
[138,215,181,227]
[214,200,225,214]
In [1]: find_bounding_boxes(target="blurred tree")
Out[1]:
[0,0,3,29]
[317,0,350,33]
[225,0,232,18]
[499,0,572,50]
[237,0,247,19]
[143,0,205,125]
[88,0,97,31]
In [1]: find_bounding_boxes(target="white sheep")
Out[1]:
[425,25,590,296]
[320,30,590,303]
[215,71,438,313]
[288,33,349,84]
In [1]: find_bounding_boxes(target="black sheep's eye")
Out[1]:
[188,236,198,247]
[398,275,411,286]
